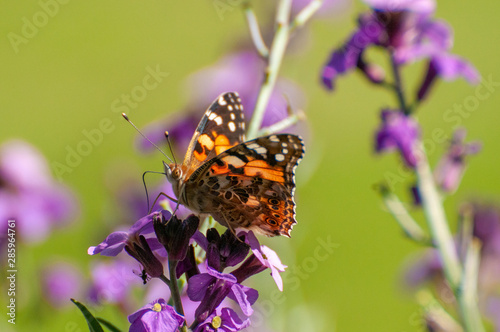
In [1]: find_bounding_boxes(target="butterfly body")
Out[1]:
[164,92,304,237]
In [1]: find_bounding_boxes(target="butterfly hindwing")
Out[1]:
[182,92,246,178]
[184,134,305,237]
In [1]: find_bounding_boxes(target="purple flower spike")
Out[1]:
[188,263,258,322]
[322,0,479,93]
[245,231,287,291]
[321,19,384,90]
[88,211,167,256]
[194,307,251,332]
[434,129,481,193]
[375,110,421,168]
[128,298,185,332]
[154,213,200,261]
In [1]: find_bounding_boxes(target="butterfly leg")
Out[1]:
[148,192,179,214]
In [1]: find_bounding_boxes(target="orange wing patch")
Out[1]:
[194,134,215,162]
[244,160,285,183]
[214,133,234,155]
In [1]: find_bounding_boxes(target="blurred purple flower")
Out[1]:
[88,259,140,305]
[321,0,479,91]
[471,204,500,256]
[187,263,258,322]
[375,110,420,168]
[128,298,184,332]
[434,129,481,193]
[0,140,77,243]
[42,262,84,308]
[193,307,250,332]
[403,249,442,288]
[417,53,480,101]
[244,231,287,291]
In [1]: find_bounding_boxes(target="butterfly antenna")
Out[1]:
[122,113,174,163]
[142,171,152,213]
[164,131,177,165]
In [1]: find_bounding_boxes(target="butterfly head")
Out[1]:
[164,161,182,183]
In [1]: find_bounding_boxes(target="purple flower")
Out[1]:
[128,298,185,332]
[205,228,250,272]
[88,259,140,304]
[375,110,420,168]
[42,262,84,308]
[434,129,481,193]
[321,0,479,91]
[88,211,167,257]
[244,231,287,291]
[187,263,258,322]
[193,307,250,332]
[89,211,168,279]
[417,53,480,101]
[153,213,200,261]
[0,140,77,243]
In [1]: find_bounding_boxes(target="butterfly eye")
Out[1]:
[173,168,182,178]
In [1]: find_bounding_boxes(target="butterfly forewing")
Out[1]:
[185,134,305,237]
[182,92,246,179]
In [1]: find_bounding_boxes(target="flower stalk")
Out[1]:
[246,0,322,139]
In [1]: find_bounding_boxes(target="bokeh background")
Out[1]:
[2,0,500,331]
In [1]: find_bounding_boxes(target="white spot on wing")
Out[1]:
[208,112,217,120]
[228,121,236,132]
[214,116,223,125]
[230,113,236,120]
[218,96,227,105]
[269,135,280,143]
[255,146,267,155]
[275,154,285,162]
[227,105,233,111]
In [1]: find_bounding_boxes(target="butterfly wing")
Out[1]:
[184,134,305,237]
[182,92,246,178]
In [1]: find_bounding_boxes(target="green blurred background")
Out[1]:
[1,0,500,331]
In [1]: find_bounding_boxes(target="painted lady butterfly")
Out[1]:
[164,92,304,237]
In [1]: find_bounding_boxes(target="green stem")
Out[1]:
[389,51,409,114]
[290,0,323,32]
[415,144,461,287]
[167,260,184,317]
[159,274,171,287]
[243,2,269,58]
[458,240,485,332]
[379,186,429,243]
[247,0,292,139]
[257,113,302,137]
